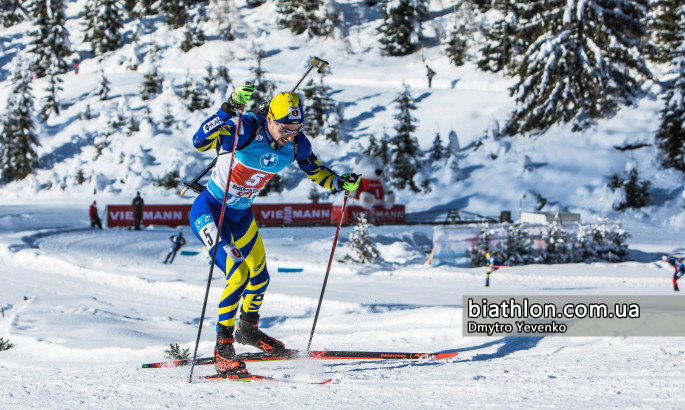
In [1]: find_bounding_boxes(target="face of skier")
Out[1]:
[267,117,304,146]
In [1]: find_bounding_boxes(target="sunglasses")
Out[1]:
[276,122,304,136]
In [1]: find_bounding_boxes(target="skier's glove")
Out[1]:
[231,83,254,106]
[338,173,361,191]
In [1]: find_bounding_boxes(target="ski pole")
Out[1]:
[188,106,245,384]
[490,265,512,269]
[179,56,329,196]
[307,187,353,351]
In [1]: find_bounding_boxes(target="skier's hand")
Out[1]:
[230,83,254,106]
[338,173,361,191]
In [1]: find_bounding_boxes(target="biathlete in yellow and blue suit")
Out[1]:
[189,84,361,375]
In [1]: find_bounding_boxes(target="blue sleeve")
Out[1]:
[295,134,341,191]
[193,109,258,152]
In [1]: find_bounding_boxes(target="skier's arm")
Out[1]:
[295,135,341,190]
[192,84,255,152]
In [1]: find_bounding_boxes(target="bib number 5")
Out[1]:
[245,172,267,187]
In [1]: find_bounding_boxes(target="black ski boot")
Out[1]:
[214,324,247,375]
[235,311,286,355]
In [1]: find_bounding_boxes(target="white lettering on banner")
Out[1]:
[143,211,183,221]
[284,206,292,224]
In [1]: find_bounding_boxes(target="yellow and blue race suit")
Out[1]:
[189,106,342,327]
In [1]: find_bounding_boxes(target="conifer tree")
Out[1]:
[27,0,71,77]
[83,0,123,56]
[180,20,206,52]
[647,0,681,64]
[388,84,421,192]
[444,21,469,67]
[428,132,446,161]
[0,0,28,27]
[40,65,63,121]
[348,213,381,263]
[506,0,651,135]
[477,0,520,75]
[249,49,276,111]
[277,0,340,38]
[140,62,163,101]
[259,174,284,197]
[302,76,340,142]
[162,0,189,29]
[308,186,321,203]
[377,0,428,56]
[246,0,266,7]
[655,7,685,173]
[0,60,40,182]
[541,215,571,264]
[181,75,210,112]
[211,0,235,41]
[97,69,111,101]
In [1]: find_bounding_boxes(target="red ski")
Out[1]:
[142,349,458,368]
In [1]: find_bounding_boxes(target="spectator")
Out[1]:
[132,192,144,230]
[89,201,102,229]
[426,65,436,88]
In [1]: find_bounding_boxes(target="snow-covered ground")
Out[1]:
[1,204,683,408]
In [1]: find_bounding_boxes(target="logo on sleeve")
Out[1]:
[203,117,223,133]
[288,107,302,121]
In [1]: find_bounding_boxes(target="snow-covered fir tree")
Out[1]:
[609,168,651,211]
[249,49,276,111]
[506,0,651,135]
[444,17,469,66]
[246,0,266,8]
[647,0,681,64]
[97,69,111,101]
[302,75,340,142]
[27,0,71,78]
[181,75,210,112]
[541,215,572,264]
[211,0,235,41]
[83,0,124,57]
[348,213,381,263]
[0,0,28,27]
[131,0,157,17]
[388,84,421,192]
[0,60,40,182]
[469,225,494,266]
[364,133,391,175]
[140,62,162,101]
[277,0,340,38]
[477,0,520,75]
[308,186,321,203]
[655,8,685,174]
[377,0,429,56]
[258,174,284,197]
[40,64,63,121]
[180,20,206,52]
[428,132,446,161]
[161,0,188,29]
[501,223,535,265]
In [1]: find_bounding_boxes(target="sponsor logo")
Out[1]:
[380,353,408,358]
[288,108,302,120]
[260,153,278,168]
[202,117,223,133]
[256,135,263,141]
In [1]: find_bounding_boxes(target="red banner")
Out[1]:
[105,202,404,228]
[253,203,332,226]
[106,204,192,228]
[332,204,406,225]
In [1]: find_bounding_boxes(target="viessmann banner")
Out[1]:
[105,203,342,228]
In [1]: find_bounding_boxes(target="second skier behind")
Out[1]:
[189,84,361,375]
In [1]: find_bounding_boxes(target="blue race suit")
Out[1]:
[189,105,342,327]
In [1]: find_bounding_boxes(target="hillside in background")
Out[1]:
[0,0,683,227]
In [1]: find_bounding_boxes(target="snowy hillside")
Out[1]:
[0,0,683,227]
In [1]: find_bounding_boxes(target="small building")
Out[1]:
[520,211,581,224]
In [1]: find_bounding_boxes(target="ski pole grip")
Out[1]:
[310,57,329,73]
[180,186,189,196]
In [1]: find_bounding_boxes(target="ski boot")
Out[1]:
[214,324,247,375]
[235,311,286,355]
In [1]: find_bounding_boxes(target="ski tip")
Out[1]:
[315,378,333,385]
[434,352,459,359]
